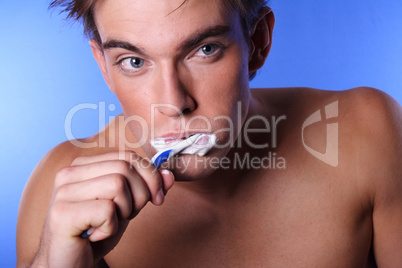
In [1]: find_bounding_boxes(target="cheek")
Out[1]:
[108,74,155,142]
[104,56,151,115]
[193,45,250,116]
[109,71,151,116]
[189,46,250,143]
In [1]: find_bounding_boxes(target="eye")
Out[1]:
[119,57,145,71]
[197,44,217,56]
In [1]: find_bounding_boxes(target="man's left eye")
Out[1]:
[197,44,217,56]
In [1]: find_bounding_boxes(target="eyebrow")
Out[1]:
[101,25,232,55]
[181,25,232,50]
[102,39,146,55]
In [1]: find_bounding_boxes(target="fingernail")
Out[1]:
[156,188,165,205]
[160,169,170,175]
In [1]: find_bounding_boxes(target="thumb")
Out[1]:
[159,169,175,193]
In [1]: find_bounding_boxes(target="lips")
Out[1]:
[150,133,218,157]
[151,133,200,148]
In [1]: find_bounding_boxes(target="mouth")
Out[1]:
[151,133,200,147]
[150,133,218,156]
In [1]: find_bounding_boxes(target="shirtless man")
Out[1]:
[16,0,402,267]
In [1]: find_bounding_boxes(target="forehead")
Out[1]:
[93,0,241,51]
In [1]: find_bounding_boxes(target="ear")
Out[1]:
[248,8,275,73]
[89,39,114,93]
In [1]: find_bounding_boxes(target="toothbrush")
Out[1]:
[150,134,202,169]
[80,134,203,238]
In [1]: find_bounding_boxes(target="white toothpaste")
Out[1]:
[150,133,217,157]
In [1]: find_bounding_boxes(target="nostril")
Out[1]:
[183,101,197,115]
[182,108,192,115]
[156,89,197,117]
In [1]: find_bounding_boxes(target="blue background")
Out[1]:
[1,0,401,266]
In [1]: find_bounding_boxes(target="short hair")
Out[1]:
[49,0,268,80]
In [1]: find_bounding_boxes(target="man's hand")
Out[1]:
[31,151,174,267]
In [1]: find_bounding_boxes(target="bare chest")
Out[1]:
[105,170,373,267]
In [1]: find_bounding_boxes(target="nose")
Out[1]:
[154,62,196,117]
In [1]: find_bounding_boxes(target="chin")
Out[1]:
[164,154,221,181]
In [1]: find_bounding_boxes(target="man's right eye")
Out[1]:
[119,57,145,71]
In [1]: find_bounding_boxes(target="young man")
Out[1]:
[17,0,402,267]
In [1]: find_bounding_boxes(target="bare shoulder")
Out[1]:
[253,86,401,142]
[248,87,401,265]
[337,87,401,170]
[339,88,402,213]
[335,88,402,265]
[305,87,400,193]
[339,86,401,127]
[253,86,401,180]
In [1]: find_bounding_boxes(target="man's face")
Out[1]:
[93,0,252,179]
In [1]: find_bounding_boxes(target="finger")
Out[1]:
[70,151,141,167]
[69,151,166,204]
[55,174,140,220]
[159,169,175,193]
[49,199,119,242]
[58,172,152,219]
[55,159,141,188]
[58,151,168,207]
[129,158,166,206]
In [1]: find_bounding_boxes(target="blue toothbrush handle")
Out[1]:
[80,229,92,238]
[151,149,173,169]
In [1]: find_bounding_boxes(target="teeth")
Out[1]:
[150,134,199,150]
[181,134,217,156]
[150,134,217,157]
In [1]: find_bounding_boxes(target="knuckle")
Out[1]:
[49,202,69,226]
[53,184,70,200]
[102,218,119,238]
[133,158,152,171]
[70,155,87,166]
[114,160,132,174]
[116,151,137,163]
[127,151,140,163]
[100,200,118,224]
[54,166,73,188]
[109,174,127,193]
[102,200,116,217]
[135,190,151,210]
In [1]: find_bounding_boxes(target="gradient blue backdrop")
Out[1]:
[1,1,401,266]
